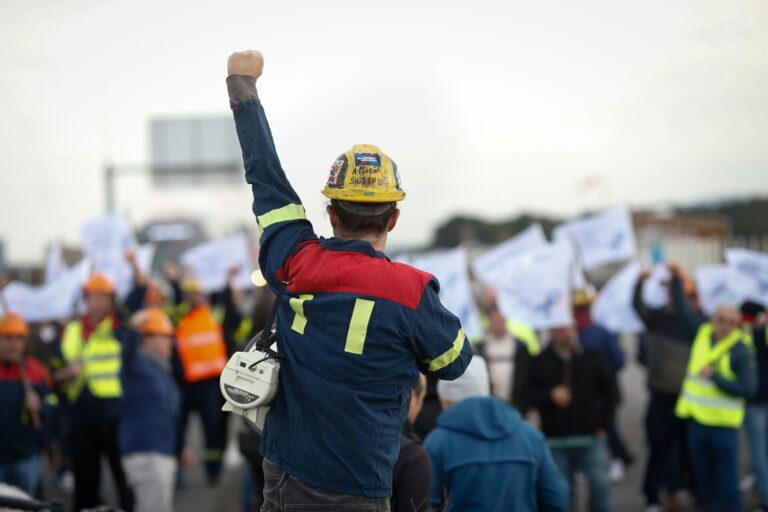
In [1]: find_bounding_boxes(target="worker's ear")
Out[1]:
[327,205,339,231]
[387,209,400,233]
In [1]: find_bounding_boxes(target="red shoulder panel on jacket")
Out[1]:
[24,356,52,388]
[282,243,433,310]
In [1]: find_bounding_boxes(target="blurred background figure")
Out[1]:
[169,272,228,486]
[572,287,634,483]
[675,304,756,512]
[425,356,568,512]
[475,308,532,412]
[121,308,183,512]
[525,324,616,512]
[56,273,134,511]
[633,267,697,511]
[0,313,57,497]
[391,374,432,512]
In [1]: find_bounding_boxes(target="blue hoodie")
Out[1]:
[424,396,568,512]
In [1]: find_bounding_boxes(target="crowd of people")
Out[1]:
[0,48,766,512]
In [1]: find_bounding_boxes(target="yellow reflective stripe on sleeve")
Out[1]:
[257,204,306,235]
[44,394,59,406]
[289,294,314,334]
[428,329,466,372]
[344,299,375,355]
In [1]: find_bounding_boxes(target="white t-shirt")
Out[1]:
[484,333,517,403]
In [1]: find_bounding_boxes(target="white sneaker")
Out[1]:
[741,473,756,492]
[609,459,625,483]
[59,470,74,493]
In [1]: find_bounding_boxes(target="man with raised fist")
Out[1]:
[226,50,471,510]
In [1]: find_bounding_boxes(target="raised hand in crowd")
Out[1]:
[550,385,572,408]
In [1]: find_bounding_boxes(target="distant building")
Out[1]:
[633,212,730,269]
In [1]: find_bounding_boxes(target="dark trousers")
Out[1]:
[687,421,741,512]
[261,459,390,511]
[182,378,226,478]
[642,392,689,505]
[71,419,133,511]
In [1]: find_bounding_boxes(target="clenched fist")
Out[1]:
[228,50,264,78]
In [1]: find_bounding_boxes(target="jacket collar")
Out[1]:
[319,237,389,260]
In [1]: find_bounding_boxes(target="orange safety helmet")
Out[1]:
[0,312,29,337]
[140,308,174,337]
[83,273,116,295]
[145,281,168,306]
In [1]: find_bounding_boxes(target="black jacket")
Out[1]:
[525,343,615,438]
[392,423,432,512]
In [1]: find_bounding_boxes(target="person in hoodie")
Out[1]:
[120,308,182,512]
[424,356,568,512]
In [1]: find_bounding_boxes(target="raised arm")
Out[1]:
[227,51,317,291]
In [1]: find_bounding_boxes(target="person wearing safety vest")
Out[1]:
[120,308,182,512]
[226,50,471,509]
[675,304,756,512]
[55,273,134,512]
[172,274,228,485]
[0,313,57,496]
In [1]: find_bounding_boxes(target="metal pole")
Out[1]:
[105,164,115,213]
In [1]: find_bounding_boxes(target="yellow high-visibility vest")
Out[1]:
[61,318,122,402]
[507,320,540,356]
[675,323,748,428]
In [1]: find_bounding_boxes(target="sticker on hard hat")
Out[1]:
[224,384,260,405]
[328,159,344,185]
[354,153,381,167]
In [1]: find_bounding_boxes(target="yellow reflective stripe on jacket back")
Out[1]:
[428,329,466,372]
[290,294,314,335]
[344,299,375,355]
[257,203,306,236]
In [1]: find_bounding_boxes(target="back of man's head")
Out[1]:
[322,144,405,238]
[437,356,489,409]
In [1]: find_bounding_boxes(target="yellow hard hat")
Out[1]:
[572,287,596,308]
[322,144,406,203]
[180,275,204,294]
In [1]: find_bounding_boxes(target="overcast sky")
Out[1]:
[1,0,766,264]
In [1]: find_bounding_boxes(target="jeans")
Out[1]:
[261,458,390,511]
[746,403,768,506]
[0,455,42,496]
[549,436,614,512]
[123,452,177,512]
[687,421,741,512]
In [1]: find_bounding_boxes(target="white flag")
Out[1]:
[116,245,156,299]
[696,265,744,316]
[471,224,548,285]
[591,261,645,334]
[553,206,636,270]
[493,244,573,330]
[408,247,483,339]
[642,266,671,309]
[3,260,91,322]
[725,248,768,307]
[44,242,66,284]
[80,213,137,297]
[180,234,255,293]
